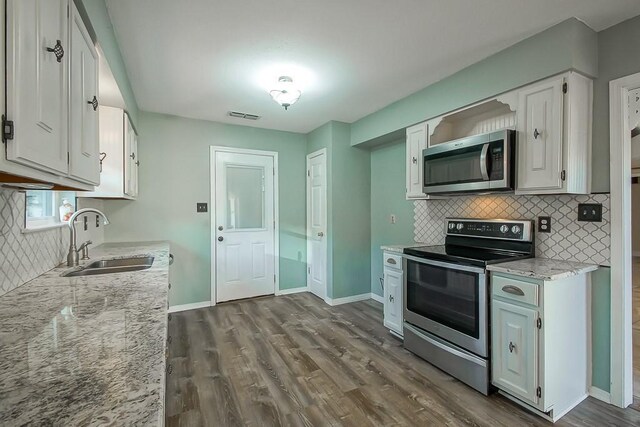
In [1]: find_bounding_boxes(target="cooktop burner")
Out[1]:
[404,218,535,268]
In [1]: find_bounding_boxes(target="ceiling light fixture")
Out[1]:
[269,76,301,110]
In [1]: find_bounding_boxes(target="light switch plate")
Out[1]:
[390,214,397,224]
[577,203,602,222]
[196,203,208,213]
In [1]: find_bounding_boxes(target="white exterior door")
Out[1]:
[69,3,100,184]
[492,299,539,405]
[517,77,564,191]
[214,150,276,303]
[307,150,327,299]
[6,0,69,174]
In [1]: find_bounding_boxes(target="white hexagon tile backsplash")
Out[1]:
[0,189,68,296]
[414,193,610,266]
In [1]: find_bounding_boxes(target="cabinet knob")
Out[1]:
[389,295,394,303]
[412,156,418,164]
[509,341,516,353]
[130,153,136,160]
[46,40,64,62]
[533,128,541,139]
[87,96,98,111]
[135,161,140,166]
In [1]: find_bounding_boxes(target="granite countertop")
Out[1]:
[487,258,599,281]
[381,243,425,253]
[0,241,170,426]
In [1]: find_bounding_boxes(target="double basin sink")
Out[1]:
[62,256,155,277]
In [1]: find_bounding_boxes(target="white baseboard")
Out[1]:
[589,386,611,403]
[275,286,308,296]
[370,293,384,303]
[325,293,372,306]
[168,301,211,313]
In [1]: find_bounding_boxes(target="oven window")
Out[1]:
[424,145,484,187]
[406,260,480,338]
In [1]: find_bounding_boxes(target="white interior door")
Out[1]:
[214,150,276,302]
[307,149,327,299]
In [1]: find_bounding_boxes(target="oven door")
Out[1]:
[422,130,512,194]
[403,255,488,357]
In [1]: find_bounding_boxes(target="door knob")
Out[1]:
[218,236,224,242]
[317,232,324,237]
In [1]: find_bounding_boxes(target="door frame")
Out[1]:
[306,148,328,300]
[209,146,279,306]
[609,71,640,407]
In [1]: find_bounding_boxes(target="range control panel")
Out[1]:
[445,218,533,242]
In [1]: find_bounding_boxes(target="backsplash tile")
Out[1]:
[414,193,610,266]
[0,189,68,296]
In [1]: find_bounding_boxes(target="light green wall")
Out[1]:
[306,122,371,299]
[102,112,308,306]
[350,18,598,148]
[80,0,139,125]
[592,14,640,192]
[370,140,415,297]
[330,122,371,299]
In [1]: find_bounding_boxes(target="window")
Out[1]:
[25,191,76,230]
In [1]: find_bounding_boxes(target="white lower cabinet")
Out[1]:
[490,272,589,422]
[383,252,403,337]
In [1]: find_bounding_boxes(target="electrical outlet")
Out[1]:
[390,214,397,224]
[538,216,551,233]
[578,203,602,222]
[196,202,208,213]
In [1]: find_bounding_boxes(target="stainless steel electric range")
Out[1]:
[402,218,534,395]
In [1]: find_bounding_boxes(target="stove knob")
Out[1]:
[456,223,464,230]
[500,225,509,233]
[449,222,456,230]
[511,225,521,234]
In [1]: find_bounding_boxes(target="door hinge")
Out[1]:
[274,274,276,283]
[2,116,14,142]
[536,386,542,398]
[562,82,568,94]
[537,317,542,329]
[308,266,311,275]
[560,170,566,181]
[67,152,70,164]
[307,170,310,177]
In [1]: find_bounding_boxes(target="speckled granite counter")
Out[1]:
[0,241,170,426]
[487,258,599,281]
[381,243,424,254]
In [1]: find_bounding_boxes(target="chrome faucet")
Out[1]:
[67,208,110,267]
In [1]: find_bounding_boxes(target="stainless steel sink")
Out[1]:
[62,256,155,277]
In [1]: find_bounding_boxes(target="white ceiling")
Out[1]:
[105,0,640,134]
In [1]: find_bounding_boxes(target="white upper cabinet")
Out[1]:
[5,0,69,175]
[124,113,139,198]
[406,122,428,199]
[516,72,592,194]
[69,3,100,185]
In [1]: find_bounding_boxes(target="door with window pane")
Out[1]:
[214,150,276,302]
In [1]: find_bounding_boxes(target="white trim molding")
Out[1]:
[370,293,384,303]
[589,386,612,404]
[168,301,211,313]
[275,286,308,296]
[609,71,640,408]
[324,293,372,306]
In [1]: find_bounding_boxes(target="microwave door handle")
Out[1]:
[480,143,490,180]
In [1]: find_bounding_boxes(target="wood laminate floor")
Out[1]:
[166,293,640,426]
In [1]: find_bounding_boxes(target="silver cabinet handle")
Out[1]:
[386,258,397,265]
[412,156,417,164]
[502,285,525,296]
[389,295,394,303]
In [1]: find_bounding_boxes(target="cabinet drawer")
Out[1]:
[383,252,403,270]
[492,275,539,307]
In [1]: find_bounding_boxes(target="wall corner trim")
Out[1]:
[589,386,611,404]
[168,301,211,313]
[370,293,384,304]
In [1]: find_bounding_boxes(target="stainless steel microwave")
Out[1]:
[423,129,515,195]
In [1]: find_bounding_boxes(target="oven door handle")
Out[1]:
[403,254,486,274]
[480,143,490,181]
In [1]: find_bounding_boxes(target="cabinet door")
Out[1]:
[492,299,539,405]
[406,123,427,199]
[383,268,403,335]
[5,0,69,174]
[124,113,137,198]
[131,133,139,197]
[69,4,100,184]
[516,77,564,191]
